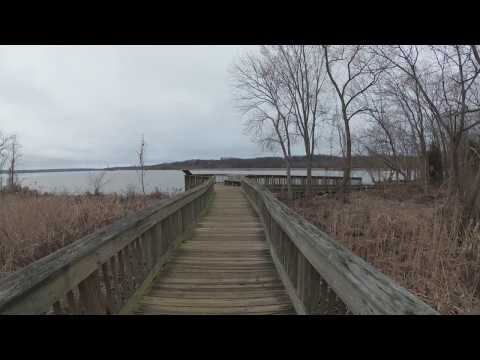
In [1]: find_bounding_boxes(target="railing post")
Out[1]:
[78,270,106,314]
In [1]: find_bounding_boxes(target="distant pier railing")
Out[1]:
[183,171,363,195]
[182,171,413,199]
[245,174,362,186]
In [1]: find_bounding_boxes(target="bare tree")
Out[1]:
[360,70,431,190]
[373,45,480,195]
[137,134,146,195]
[332,107,347,160]
[274,45,328,195]
[89,171,110,196]
[0,132,9,191]
[6,135,21,190]
[323,45,385,199]
[231,46,297,199]
[387,74,430,188]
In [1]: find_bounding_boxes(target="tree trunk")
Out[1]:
[306,154,312,197]
[450,140,461,196]
[341,123,352,202]
[286,158,293,201]
[420,140,429,193]
[423,156,429,191]
[461,167,480,230]
[8,147,15,189]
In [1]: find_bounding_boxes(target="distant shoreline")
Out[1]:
[0,152,408,174]
[3,166,383,175]
[1,168,99,174]
[2,153,403,174]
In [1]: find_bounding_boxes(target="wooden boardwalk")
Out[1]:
[133,184,294,315]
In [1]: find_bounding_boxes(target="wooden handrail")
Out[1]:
[245,174,363,186]
[241,177,438,315]
[0,178,215,315]
[185,173,364,191]
[184,175,212,190]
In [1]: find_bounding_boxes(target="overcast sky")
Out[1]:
[0,45,345,170]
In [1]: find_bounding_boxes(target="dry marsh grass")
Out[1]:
[284,185,480,314]
[0,190,167,278]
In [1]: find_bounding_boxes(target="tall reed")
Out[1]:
[285,185,480,314]
[0,191,167,278]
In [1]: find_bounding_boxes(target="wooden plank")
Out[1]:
[150,282,287,291]
[146,290,291,299]
[52,301,63,315]
[108,255,120,311]
[78,270,106,315]
[134,304,293,315]
[66,290,79,314]
[140,296,292,308]
[151,277,283,284]
[101,262,115,314]
[117,249,129,300]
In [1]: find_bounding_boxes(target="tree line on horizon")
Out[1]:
[146,153,414,172]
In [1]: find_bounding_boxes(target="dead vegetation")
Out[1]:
[0,189,168,278]
[283,185,480,314]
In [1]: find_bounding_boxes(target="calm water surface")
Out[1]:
[15,170,184,195]
[10,168,394,195]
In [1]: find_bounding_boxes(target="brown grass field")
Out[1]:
[283,184,480,315]
[0,190,167,279]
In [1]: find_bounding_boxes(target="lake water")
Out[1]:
[6,168,392,195]
[14,170,184,195]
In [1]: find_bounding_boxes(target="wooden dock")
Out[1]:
[133,185,294,315]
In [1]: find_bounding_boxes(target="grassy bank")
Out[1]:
[283,185,480,314]
[0,188,169,278]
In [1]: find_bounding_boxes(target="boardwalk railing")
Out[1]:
[0,178,214,315]
[241,177,438,315]
[185,173,363,195]
[184,175,212,191]
[245,174,362,186]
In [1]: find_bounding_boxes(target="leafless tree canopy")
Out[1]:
[231,46,297,198]
[88,171,110,196]
[232,44,480,219]
[275,45,329,194]
[0,132,9,190]
[0,132,9,171]
[323,45,387,194]
[231,45,330,197]
[369,45,480,218]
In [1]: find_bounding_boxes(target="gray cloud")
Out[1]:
[0,45,332,170]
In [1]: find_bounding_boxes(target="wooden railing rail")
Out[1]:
[184,175,212,191]
[185,174,362,191]
[245,174,362,186]
[241,177,438,315]
[0,178,215,315]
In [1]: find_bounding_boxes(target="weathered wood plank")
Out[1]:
[78,270,106,314]
[135,303,293,315]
